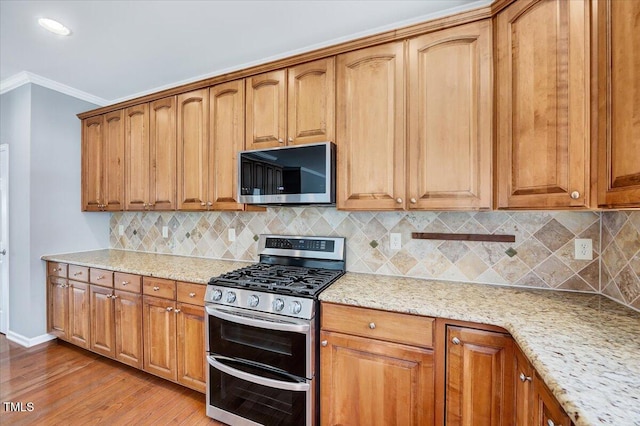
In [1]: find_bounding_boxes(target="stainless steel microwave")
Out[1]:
[238,142,336,205]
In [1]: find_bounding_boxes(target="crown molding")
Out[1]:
[0,71,108,106]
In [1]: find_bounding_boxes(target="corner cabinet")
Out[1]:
[596,0,640,208]
[496,0,591,209]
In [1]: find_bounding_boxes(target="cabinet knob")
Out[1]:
[97,275,104,280]
[143,203,148,207]
[207,201,213,206]
[410,198,417,204]
[112,294,118,299]
[547,420,555,426]
[153,286,160,291]
[519,372,532,382]
[189,292,196,298]
[288,137,293,143]
[74,272,82,276]
[452,337,461,345]
[166,307,173,312]
[121,281,128,286]
[396,198,403,204]
[570,191,580,200]
[278,138,284,144]
[174,309,181,314]
[368,322,376,330]
[148,203,155,208]
[201,202,206,206]
[321,340,328,347]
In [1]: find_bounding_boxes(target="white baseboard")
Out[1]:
[6,330,57,348]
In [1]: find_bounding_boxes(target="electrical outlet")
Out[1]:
[574,239,593,260]
[118,225,124,236]
[162,226,169,239]
[390,233,402,250]
[228,228,236,242]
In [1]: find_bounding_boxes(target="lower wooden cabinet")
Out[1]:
[114,290,143,368]
[176,302,206,393]
[143,295,177,380]
[90,285,116,357]
[68,280,90,349]
[48,275,69,338]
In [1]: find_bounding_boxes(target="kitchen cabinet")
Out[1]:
[336,41,405,210]
[47,263,91,348]
[596,0,640,208]
[320,303,435,425]
[496,0,591,209]
[444,325,514,425]
[48,275,69,339]
[176,282,206,393]
[407,20,492,210]
[67,280,90,349]
[533,372,572,426]
[90,284,116,358]
[113,272,143,369]
[81,111,125,211]
[246,57,335,150]
[125,98,176,211]
[143,294,177,381]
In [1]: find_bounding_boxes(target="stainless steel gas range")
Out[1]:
[204,234,346,426]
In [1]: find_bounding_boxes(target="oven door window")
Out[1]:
[209,356,308,426]
[209,313,308,378]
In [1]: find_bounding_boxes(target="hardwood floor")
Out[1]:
[0,334,223,425]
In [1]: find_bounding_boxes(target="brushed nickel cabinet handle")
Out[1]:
[519,372,532,382]
[201,202,206,206]
[410,198,417,204]
[288,137,293,143]
[396,198,403,204]
[452,337,461,345]
[368,322,376,330]
[74,272,82,276]
[166,307,173,312]
[153,286,160,291]
[570,191,580,199]
[121,281,128,286]
[547,420,555,426]
[174,309,181,314]
[96,275,104,280]
[321,340,328,347]
[278,138,284,144]
[189,292,196,298]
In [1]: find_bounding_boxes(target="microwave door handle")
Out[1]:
[205,305,310,334]
[208,355,310,392]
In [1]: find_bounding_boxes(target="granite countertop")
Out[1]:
[42,250,640,425]
[320,274,640,426]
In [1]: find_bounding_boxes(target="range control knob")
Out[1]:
[291,301,302,315]
[248,295,260,307]
[226,291,237,303]
[273,298,285,311]
[211,289,223,301]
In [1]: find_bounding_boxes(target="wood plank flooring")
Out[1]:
[0,334,224,425]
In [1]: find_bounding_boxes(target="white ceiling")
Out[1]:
[1,0,487,105]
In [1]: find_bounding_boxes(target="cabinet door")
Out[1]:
[48,277,68,339]
[336,41,405,210]
[496,0,589,208]
[149,96,177,210]
[287,57,335,145]
[68,280,90,349]
[408,20,492,210]
[177,89,209,210]
[143,295,177,381]
[125,103,150,210]
[176,303,206,393]
[514,345,535,426]
[114,290,143,369]
[445,326,514,426]
[209,80,245,210]
[246,69,286,150]
[320,330,435,426]
[533,373,572,426]
[81,116,104,211]
[597,0,640,207]
[103,110,125,211]
[90,285,116,358]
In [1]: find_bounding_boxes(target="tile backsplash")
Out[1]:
[110,208,623,300]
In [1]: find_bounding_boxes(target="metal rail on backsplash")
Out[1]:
[411,232,516,243]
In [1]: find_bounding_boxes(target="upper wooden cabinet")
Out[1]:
[496,0,590,209]
[82,111,125,211]
[246,57,335,150]
[407,20,493,210]
[596,0,640,208]
[337,41,405,210]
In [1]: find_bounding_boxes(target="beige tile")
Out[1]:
[511,211,553,234]
[555,240,595,273]
[578,260,600,291]
[615,221,640,261]
[515,237,552,269]
[456,252,489,280]
[629,211,640,233]
[534,256,574,288]
[558,276,594,292]
[533,219,575,252]
[493,256,530,283]
[515,271,550,289]
[389,251,418,275]
[473,211,510,233]
[438,212,472,232]
[602,242,627,278]
[615,266,640,304]
[438,241,470,264]
[602,211,627,237]
[555,211,599,235]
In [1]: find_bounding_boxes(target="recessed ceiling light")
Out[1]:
[38,18,71,36]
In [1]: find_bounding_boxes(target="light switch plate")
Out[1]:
[162,226,169,239]
[390,233,402,250]
[574,239,593,260]
[228,228,236,242]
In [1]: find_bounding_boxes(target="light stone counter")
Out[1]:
[319,273,640,426]
[42,249,251,284]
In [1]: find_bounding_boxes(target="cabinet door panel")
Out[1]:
[68,281,90,349]
[246,70,286,150]
[210,80,245,210]
[496,0,588,208]
[90,285,115,358]
[597,0,640,207]
[177,89,209,210]
[408,20,492,210]
[533,373,572,426]
[288,57,335,145]
[48,277,68,339]
[143,296,177,381]
[514,346,535,426]
[176,303,206,393]
[336,42,405,210]
[125,104,150,210]
[103,111,125,211]
[82,116,104,211]
[149,96,177,210]
[321,330,434,426]
[446,326,514,426]
[115,290,143,369]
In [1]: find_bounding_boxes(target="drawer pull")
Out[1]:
[519,372,532,382]
[368,322,376,330]
[547,420,555,426]
[52,267,62,272]
[166,307,173,312]
[452,337,461,345]
[153,286,160,291]
[189,292,196,298]
[121,281,129,286]
[174,309,181,314]
[73,272,83,276]
[321,340,328,347]
[96,275,104,280]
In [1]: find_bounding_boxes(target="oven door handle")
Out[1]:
[205,305,310,333]
[208,355,310,392]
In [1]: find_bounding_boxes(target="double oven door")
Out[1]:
[205,303,316,426]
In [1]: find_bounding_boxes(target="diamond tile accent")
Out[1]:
[534,219,574,252]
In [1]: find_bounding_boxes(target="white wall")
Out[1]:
[0,83,110,341]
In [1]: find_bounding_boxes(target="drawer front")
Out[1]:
[90,268,114,287]
[68,265,89,282]
[114,272,141,293]
[143,277,176,299]
[48,262,68,278]
[176,282,206,306]
[321,303,434,348]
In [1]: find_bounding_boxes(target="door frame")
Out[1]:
[0,144,9,334]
